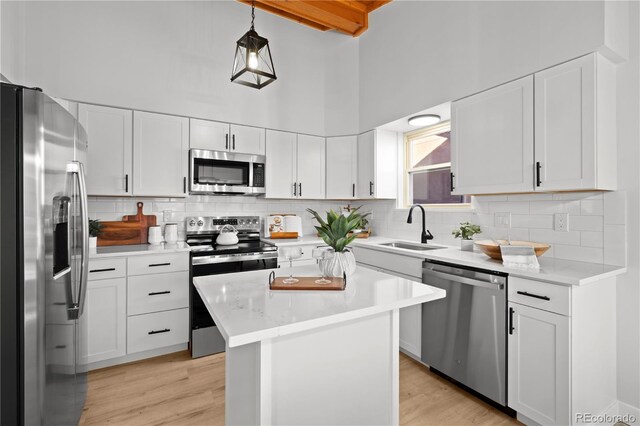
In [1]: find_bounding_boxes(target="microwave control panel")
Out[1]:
[253,163,265,187]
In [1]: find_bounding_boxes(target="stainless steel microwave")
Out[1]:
[189,149,266,195]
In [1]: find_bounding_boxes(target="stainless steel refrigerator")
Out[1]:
[1,82,90,425]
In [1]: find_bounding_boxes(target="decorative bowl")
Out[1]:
[474,240,551,260]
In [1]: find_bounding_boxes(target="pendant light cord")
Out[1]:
[251,1,255,30]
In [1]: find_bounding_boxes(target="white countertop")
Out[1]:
[261,236,325,247]
[193,264,445,348]
[89,242,191,259]
[352,236,626,286]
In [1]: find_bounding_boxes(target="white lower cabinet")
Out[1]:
[86,252,190,369]
[86,277,127,364]
[508,302,570,425]
[127,308,189,354]
[507,276,616,426]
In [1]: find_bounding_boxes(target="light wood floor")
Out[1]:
[79,350,521,426]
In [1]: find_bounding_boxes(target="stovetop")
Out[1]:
[188,240,277,257]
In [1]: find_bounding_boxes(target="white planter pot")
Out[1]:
[461,239,474,251]
[89,236,97,248]
[319,249,357,277]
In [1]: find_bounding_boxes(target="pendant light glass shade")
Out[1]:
[231,3,277,89]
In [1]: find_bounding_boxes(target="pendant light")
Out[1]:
[231,1,277,89]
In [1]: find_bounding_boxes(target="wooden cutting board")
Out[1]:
[122,202,157,227]
[97,221,148,247]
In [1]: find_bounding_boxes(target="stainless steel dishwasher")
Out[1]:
[421,259,508,407]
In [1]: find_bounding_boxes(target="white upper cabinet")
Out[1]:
[189,118,230,152]
[357,129,398,199]
[133,111,189,197]
[265,131,325,199]
[266,130,297,198]
[297,135,325,199]
[451,76,534,195]
[451,53,616,195]
[230,124,265,156]
[534,53,616,191]
[79,104,133,196]
[190,120,264,156]
[326,136,358,199]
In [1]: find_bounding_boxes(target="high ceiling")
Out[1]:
[237,1,391,37]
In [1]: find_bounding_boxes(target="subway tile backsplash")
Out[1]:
[88,190,627,267]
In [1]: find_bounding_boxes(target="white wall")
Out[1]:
[0,1,27,83]
[3,1,344,136]
[358,1,606,132]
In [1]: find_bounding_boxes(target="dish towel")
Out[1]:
[500,245,540,269]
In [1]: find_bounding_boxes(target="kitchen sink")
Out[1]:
[379,242,446,251]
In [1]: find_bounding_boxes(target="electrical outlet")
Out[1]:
[163,210,172,222]
[554,213,569,232]
[494,212,511,228]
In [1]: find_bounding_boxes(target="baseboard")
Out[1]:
[399,347,422,363]
[88,343,188,371]
[614,401,640,425]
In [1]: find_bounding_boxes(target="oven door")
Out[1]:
[190,254,277,358]
[189,149,265,195]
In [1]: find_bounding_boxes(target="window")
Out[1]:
[404,122,470,207]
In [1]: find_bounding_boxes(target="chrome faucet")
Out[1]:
[407,204,434,244]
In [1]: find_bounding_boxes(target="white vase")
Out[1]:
[89,236,97,248]
[319,249,357,277]
[461,239,474,251]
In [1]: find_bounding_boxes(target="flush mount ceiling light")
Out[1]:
[408,114,441,127]
[231,1,277,89]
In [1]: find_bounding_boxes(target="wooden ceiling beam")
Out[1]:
[236,0,390,36]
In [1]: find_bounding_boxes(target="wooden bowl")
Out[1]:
[474,240,551,260]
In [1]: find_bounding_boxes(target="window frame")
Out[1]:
[403,121,472,209]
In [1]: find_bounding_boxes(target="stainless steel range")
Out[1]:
[186,216,278,358]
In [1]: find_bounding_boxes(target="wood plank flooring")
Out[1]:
[79,350,521,426]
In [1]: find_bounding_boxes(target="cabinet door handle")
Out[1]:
[352,183,355,197]
[148,290,171,296]
[509,307,515,335]
[225,134,229,150]
[89,268,116,273]
[516,290,550,301]
[149,262,171,268]
[369,181,374,196]
[183,177,187,193]
[232,134,236,150]
[293,182,297,197]
[299,183,302,197]
[125,174,129,193]
[148,328,170,335]
[450,172,455,191]
[536,162,542,187]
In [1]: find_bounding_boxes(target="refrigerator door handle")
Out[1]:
[66,161,89,319]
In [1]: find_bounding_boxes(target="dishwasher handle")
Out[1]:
[423,268,505,290]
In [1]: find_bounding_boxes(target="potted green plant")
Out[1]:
[452,221,481,251]
[89,219,103,248]
[307,207,368,276]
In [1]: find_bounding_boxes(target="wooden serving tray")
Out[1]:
[270,232,299,239]
[269,276,346,291]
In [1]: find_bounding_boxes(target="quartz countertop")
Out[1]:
[261,236,325,247]
[352,237,626,286]
[89,242,191,259]
[193,264,445,348]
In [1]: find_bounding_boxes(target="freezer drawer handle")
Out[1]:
[509,307,515,335]
[149,262,171,267]
[55,345,67,349]
[148,328,171,335]
[148,290,171,296]
[516,290,550,301]
[90,267,116,273]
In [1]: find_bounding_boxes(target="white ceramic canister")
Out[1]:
[148,226,163,245]
[164,223,178,243]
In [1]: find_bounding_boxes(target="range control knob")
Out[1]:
[188,219,196,227]
[253,219,259,224]
[197,219,204,227]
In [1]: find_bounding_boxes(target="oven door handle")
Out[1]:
[192,251,278,265]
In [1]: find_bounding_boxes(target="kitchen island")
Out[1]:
[194,265,445,425]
